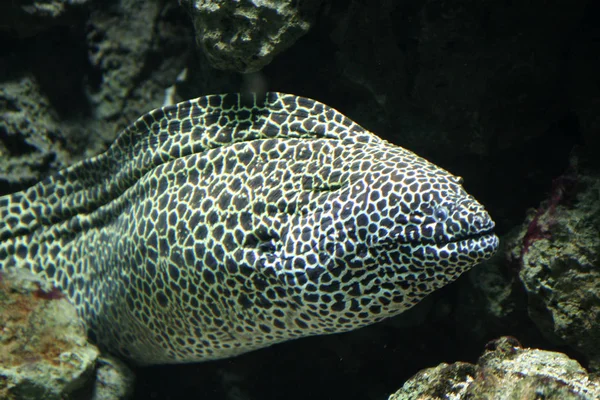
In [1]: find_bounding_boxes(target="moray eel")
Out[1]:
[0,93,498,365]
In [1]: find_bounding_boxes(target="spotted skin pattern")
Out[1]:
[0,93,499,365]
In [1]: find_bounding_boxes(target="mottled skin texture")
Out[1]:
[0,93,499,365]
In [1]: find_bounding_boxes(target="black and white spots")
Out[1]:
[0,93,499,365]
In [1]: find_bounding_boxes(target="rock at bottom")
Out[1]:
[0,269,134,400]
[389,337,600,400]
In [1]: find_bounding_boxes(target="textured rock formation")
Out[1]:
[389,337,600,400]
[0,269,99,399]
[507,156,600,370]
[0,0,89,36]
[0,269,135,399]
[181,0,322,72]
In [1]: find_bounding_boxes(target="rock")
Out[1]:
[0,269,136,399]
[0,77,70,188]
[85,0,190,122]
[92,355,135,400]
[389,337,600,400]
[506,156,600,371]
[0,0,89,37]
[0,0,191,195]
[0,269,100,400]
[181,0,322,72]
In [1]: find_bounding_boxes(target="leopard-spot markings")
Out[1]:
[0,92,499,365]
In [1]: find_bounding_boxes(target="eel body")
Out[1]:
[0,93,499,365]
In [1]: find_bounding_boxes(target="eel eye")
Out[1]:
[434,206,449,222]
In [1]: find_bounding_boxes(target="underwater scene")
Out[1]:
[0,0,599,399]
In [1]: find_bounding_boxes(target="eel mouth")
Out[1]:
[447,228,496,244]
[377,227,497,249]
